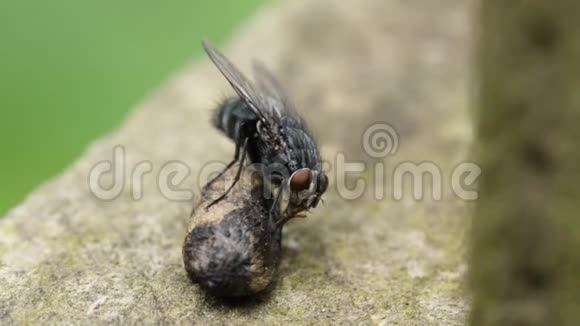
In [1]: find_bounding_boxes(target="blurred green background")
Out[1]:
[0,0,268,216]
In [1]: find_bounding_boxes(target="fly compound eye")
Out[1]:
[289,168,312,192]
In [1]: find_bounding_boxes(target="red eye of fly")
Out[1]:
[289,168,312,191]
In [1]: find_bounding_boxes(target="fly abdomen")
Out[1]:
[213,98,257,142]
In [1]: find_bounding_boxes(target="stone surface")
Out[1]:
[0,0,474,324]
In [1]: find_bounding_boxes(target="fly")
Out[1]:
[202,39,328,223]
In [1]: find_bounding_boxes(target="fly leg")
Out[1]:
[270,185,283,226]
[204,138,243,191]
[206,137,249,209]
[272,185,307,229]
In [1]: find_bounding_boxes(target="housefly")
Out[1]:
[202,40,328,223]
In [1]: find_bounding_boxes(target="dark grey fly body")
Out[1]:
[203,40,328,221]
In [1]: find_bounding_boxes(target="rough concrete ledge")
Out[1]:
[0,0,474,324]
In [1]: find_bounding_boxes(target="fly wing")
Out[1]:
[252,61,303,124]
[202,39,276,126]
